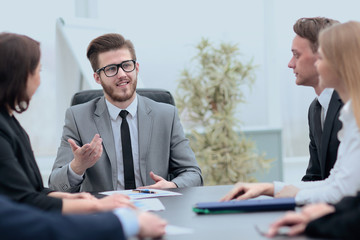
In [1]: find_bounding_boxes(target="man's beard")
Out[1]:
[101,78,137,102]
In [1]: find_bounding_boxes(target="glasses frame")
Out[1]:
[96,60,136,77]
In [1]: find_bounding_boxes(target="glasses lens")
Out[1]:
[122,60,135,72]
[104,65,118,77]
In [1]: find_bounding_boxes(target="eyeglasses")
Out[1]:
[96,60,136,77]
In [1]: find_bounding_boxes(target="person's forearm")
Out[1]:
[48,191,71,199]
[263,183,275,196]
[62,199,99,214]
[170,170,203,187]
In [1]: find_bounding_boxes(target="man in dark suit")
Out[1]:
[0,194,166,240]
[306,91,342,180]
[288,17,343,181]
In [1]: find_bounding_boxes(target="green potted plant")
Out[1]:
[176,38,271,185]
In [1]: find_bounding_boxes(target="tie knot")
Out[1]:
[119,110,129,119]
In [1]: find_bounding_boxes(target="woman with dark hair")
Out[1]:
[0,32,134,213]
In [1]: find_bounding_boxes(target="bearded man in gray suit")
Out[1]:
[49,33,203,192]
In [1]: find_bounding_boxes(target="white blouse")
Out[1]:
[274,101,360,204]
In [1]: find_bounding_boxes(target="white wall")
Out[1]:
[2,0,360,168]
[0,0,76,157]
[98,0,268,127]
[270,0,360,156]
[96,0,360,158]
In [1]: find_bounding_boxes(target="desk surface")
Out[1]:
[157,185,317,240]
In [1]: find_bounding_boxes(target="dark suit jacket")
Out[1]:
[306,192,360,239]
[0,108,62,211]
[0,195,125,240]
[302,91,343,181]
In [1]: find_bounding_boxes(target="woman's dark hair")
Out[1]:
[0,32,40,113]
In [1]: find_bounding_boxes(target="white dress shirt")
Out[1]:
[274,100,360,204]
[317,88,334,129]
[68,94,142,190]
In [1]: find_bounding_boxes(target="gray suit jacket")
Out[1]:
[49,95,203,192]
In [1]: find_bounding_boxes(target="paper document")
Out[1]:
[100,189,182,200]
[133,198,165,211]
[166,225,194,235]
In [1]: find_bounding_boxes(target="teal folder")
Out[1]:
[193,198,296,214]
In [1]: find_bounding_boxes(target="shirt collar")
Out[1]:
[105,94,138,121]
[317,88,334,111]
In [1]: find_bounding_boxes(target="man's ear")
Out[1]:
[136,62,140,74]
[94,72,101,84]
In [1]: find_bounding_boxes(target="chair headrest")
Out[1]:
[71,88,175,106]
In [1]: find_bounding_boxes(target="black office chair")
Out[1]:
[70,88,175,106]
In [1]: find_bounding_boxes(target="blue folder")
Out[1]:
[193,198,296,214]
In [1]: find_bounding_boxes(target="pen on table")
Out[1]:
[132,189,156,194]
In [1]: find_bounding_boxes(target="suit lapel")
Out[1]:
[320,92,342,175]
[137,96,153,185]
[94,97,117,188]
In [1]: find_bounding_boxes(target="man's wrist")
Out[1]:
[171,181,178,188]
[263,183,275,196]
[70,159,85,175]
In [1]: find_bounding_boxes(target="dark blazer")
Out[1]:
[0,108,62,211]
[302,91,343,181]
[0,195,125,240]
[306,192,360,239]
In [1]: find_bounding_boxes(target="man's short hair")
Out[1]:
[86,33,136,72]
[293,17,339,53]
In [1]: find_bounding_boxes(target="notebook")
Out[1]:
[193,197,296,214]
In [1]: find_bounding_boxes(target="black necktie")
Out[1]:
[314,100,323,143]
[119,110,136,189]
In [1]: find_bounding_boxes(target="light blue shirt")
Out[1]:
[113,208,139,238]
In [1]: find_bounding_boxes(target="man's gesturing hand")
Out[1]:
[139,171,177,189]
[69,134,103,175]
